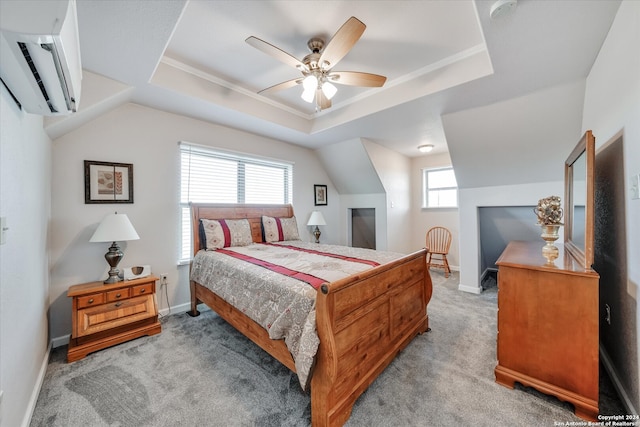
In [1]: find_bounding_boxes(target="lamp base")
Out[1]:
[313,226,321,244]
[104,275,122,284]
[103,241,124,284]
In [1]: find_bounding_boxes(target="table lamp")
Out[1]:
[90,212,140,284]
[307,211,326,244]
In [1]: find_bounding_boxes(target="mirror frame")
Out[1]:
[564,130,595,270]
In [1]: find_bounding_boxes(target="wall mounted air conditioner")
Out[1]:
[0,0,82,115]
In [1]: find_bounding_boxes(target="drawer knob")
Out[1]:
[116,293,121,298]
[140,289,146,293]
[88,298,94,304]
[115,302,123,307]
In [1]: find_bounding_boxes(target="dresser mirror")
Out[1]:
[564,130,595,269]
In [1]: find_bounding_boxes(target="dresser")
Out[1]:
[67,275,162,362]
[495,241,599,421]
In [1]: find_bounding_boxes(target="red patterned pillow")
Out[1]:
[201,219,253,250]
[262,216,300,242]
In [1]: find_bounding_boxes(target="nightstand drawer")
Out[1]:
[77,292,105,309]
[76,294,156,337]
[106,288,130,302]
[132,283,153,296]
[67,275,161,361]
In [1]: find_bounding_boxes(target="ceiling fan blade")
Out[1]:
[316,89,331,110]
[246,36,309,72]
[258,78,302,94]
[328,71,387,87]
[319,16,366,70]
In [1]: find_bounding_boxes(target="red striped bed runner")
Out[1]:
[263,242,380,267]
[215,244,381,289]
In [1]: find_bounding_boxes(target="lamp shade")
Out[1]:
[301,87,315,103]
[321,81,337,100]
[90,213,140,242]
[307,211,327,226]
[301,75,318,103]
[302,74,318,91]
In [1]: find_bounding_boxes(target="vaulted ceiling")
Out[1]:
[45,0,621,188]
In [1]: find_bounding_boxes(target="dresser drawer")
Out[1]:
[75,294,156,337]
[132,283,153,297]
[77,292,105,309]
[106,288,130,302]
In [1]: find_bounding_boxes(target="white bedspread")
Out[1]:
[189,241,403,389]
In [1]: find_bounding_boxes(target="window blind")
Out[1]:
[179,142,293,262]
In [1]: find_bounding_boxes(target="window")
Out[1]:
[422,167,458,208]
[179,142,293,262]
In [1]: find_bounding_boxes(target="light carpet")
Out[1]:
[30,271,624,426]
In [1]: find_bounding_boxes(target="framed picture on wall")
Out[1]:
[314,184,327,206]
[84,160,134,204]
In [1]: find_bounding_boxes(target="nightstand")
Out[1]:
[67,275,162,362]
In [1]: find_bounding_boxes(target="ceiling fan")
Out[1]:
[246,16,386,111]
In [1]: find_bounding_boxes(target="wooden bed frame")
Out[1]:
[188,203,432,426]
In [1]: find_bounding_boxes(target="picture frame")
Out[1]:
[84,160,134,204]
[314,184,327,206]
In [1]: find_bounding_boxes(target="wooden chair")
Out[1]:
[426,226,452,277]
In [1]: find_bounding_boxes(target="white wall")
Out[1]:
[338,193,387,250]
[583,0,639,293]
[0,87,51,427]
[457,180,564,293]
[50,103,338,341]
[582,0,640,412]
[315,138,384,195]
[362,139,413,254]
[411,153,460,268]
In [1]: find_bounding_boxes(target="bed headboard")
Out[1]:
[190,203,295,256]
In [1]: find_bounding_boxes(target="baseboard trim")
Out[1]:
[481,268,498,282]
[51,334,71,349]
[159,302,191,318]
[22,341,52,427]
[458,283,482,294]
[600,344,638,415]
[50,302,193,349]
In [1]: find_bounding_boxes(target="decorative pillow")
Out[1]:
[262,216,300,242]
[201,218,253,250]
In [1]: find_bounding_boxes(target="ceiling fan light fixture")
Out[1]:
[301,88,315,103]
[418,144,434,153]
[321,81,337,100]
[302,75,318,91]
[301,75,318,103]
[247,17,385,111]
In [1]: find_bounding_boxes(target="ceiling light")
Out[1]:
[301,75,318,103]
[490,0,517,19]
[321,81,337,100]
[300,74,339,105]
[302,75,317,91]
[418,144,434,153]
[301,87,315,103]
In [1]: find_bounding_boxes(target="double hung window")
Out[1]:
[422,167,458,208]
[179,142,293,262]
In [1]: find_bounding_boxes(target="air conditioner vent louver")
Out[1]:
[0,0,82,116]
[18,41,57,113]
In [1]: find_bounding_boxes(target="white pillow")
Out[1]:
[262,216,300,242]
[201,218,253,249]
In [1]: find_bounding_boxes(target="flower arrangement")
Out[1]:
[534,195,563,225]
